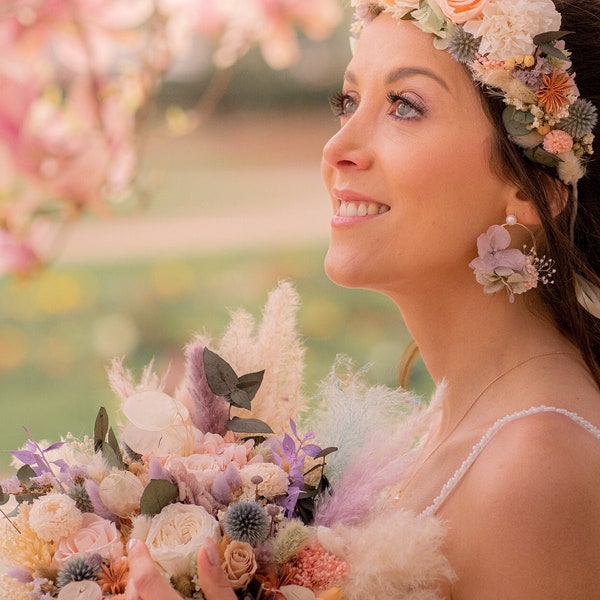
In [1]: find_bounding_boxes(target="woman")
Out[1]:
[128,1,600,597]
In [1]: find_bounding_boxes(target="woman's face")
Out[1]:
[321,13,517,298]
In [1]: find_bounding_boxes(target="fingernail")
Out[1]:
[204,537,220,566]
[127,538,138,551]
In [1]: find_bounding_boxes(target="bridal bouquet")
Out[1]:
[0,283,346,599]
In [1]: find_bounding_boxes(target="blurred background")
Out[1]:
[0,1,431,473]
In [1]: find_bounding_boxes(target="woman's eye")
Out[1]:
[387,92,425,120]
[329,91,358,117]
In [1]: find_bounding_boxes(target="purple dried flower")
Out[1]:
[183,342,230,435]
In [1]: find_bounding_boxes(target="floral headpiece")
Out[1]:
[351,0,597,187]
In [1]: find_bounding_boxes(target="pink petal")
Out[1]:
[486,225,511,251]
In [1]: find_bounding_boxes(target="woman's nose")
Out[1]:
[322,116,373,171]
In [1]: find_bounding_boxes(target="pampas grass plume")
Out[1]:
[195,281,307,435]
[334,510,455,600]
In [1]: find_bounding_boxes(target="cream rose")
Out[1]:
[98,471,145,518]
[239,462,289,499]
[437,0,487,23]
[28,493,83,542]
[54,513,124,566]
[145,503,221,577]
[222,541,257,590]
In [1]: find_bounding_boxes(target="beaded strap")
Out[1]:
[421,405,600,517]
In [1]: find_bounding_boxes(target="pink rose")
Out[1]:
[222,541,257,590]
[437,0,488,23]
[54,513,124,566]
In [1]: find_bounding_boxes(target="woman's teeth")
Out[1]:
[338,200,390,217]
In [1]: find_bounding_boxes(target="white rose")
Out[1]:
[145,503,221,577]
[98,471,145,517]
[239,462,289,499]
[121,390,194,457]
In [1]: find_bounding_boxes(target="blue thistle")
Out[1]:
[559,98,598,138]
[222,501,269,547]
[447,27,480,64]
[55,555,101,588]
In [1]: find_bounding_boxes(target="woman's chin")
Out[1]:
[324,247,374,290]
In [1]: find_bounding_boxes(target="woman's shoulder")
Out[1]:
[444,401,600,598]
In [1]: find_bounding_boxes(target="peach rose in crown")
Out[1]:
[437,0,488,23]
[54,513,124,566]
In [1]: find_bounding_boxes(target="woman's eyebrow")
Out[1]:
[343,66,450,92]
[385,66,450,91]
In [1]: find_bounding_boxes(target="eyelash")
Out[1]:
[328,91,355,117]
[386,91,426,120]
[328,90,426,120]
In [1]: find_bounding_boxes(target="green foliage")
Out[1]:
[140,479,179,516]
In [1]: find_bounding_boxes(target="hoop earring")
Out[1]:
[468,215,556,303]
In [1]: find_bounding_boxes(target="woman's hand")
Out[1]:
[126,538,236,600]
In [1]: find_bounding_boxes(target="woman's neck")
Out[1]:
[387,281,576,423]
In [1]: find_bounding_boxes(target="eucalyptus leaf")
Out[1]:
[16,464,36,485]
[203,347,239,396]
[107,427,124,468]
[140,479,178,516]
[533,30,571,45]
[226,417,274,434]
[94,407,109,453]
[228,387,252,410]
[524,146,562,167]
[540,43,569,61]
[0,491,9,505]
[279,585,317,600]
[99,441,122,471]
[502,106,534,136]
[236,370,265,403]
[313,446,338,460]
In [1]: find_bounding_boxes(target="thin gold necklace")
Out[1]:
[396,350,576,498]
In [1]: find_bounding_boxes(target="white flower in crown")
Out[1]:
[463,0,562,60]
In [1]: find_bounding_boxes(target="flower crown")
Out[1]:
[351,0,598,186]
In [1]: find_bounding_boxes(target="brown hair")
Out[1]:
[479,0,600,385]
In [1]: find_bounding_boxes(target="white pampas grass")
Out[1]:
[557,151,585,185]
[194,281,307,435]
[107,357,166,401]
[326,510,455,600]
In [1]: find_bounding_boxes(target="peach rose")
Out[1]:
[222,541,257,590]
[54,513,124,566]
[437,0,488,23]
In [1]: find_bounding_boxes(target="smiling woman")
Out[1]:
[126,1,600,599]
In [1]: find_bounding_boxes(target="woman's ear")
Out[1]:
[505,178,569,225]
[505,188,542,226]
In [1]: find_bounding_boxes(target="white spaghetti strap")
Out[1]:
[421,405,600,517]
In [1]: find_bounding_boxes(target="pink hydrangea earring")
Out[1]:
[468,215,556,303]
